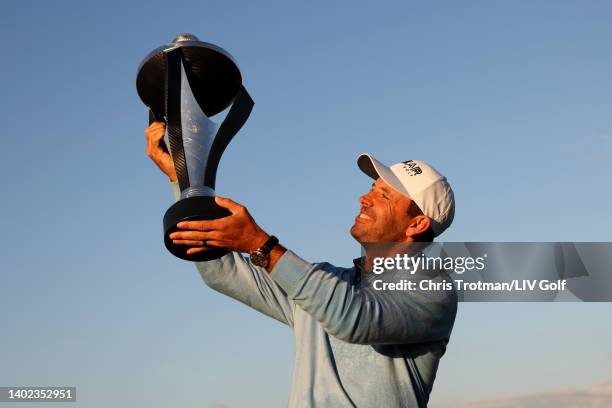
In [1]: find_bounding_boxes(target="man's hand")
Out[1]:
[145,122,177,182]
[169,196,269,256]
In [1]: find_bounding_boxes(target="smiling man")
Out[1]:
[145,122,457,408]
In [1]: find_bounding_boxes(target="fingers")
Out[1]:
[172,239,205,246]
[146,122,165,142]
[176,220,220,231]
[169,230,220,241]
[145,122,178,181]
[186,247,207,255]
[215,196,245,214]
[183,242,224,255]
[145,122,166,158]
[146,123,165,149]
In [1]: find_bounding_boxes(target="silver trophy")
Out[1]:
[136,34,254,261]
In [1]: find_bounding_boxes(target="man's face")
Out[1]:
[350,178,416,243]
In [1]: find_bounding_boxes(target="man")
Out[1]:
[145,122,457,407]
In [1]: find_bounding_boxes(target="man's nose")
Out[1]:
[359,194,372,207]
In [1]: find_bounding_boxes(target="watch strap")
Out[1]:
[259,235,279,255]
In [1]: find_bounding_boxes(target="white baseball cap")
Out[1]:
[357,153,455,237]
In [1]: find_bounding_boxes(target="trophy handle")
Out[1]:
[204,85,254,189]
[148,109,163,125]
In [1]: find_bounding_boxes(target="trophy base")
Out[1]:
[163,195,231,262]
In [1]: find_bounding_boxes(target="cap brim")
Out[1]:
[357,153,411,198]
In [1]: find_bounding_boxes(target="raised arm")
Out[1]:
[194,252,295,327]
[168,181,295,326]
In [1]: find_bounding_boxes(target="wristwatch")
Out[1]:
[249,235,279,268]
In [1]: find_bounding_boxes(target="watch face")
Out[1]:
[250,251,268,267]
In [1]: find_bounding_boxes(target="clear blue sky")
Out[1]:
[1,1,611,407]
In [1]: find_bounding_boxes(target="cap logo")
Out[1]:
[401,160,422,176]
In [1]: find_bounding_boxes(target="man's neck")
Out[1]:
[361,241,428,273]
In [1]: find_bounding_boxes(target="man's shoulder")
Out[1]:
[312,260,355,273]
[312,260,358,282]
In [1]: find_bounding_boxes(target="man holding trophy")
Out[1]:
[140,34,457,408]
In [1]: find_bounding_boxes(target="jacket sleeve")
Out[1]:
[269,250,457,344]
[195,254,295,327]
[170,182,295,326]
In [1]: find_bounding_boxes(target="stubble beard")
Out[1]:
[350,222,375,245]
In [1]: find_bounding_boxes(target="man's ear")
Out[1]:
[405,215,431,239]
